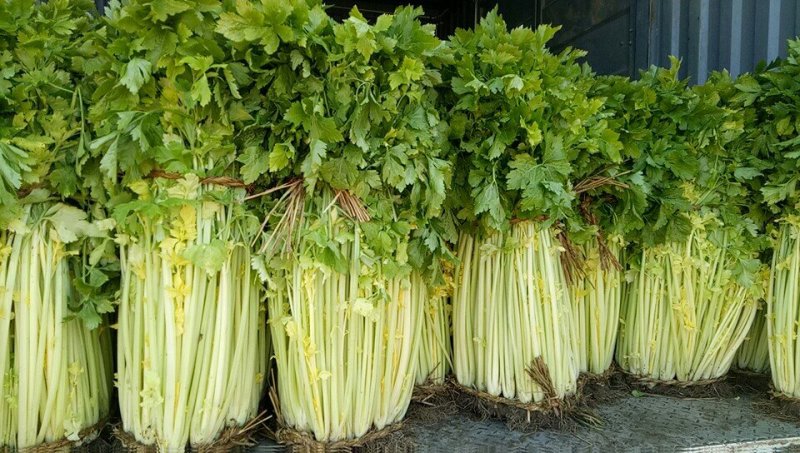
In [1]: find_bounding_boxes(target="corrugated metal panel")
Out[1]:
[647,0,800,83]
[535,0,800,83]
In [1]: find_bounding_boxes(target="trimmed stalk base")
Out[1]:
[763,391,800,421]
[451,380,585,432]
[622,372,736,398]
[272,418,405,452]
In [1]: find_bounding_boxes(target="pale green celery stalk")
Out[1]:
[452,222,578,404]
[767,219,800,397]
[415,277,452,385]
[0,228,17,447]
[0,204,111,449]
[572,237,624,375]
[116,183,267,451]
[735,302,770,374]
[268,211,423,442]
[617,221,758,382]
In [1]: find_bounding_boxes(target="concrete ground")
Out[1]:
[249,377,800,452]
[100,375,800,452]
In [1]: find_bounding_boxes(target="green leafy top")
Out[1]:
[732,39,800,221]
[79,0,310,313]
[579,75,645,242]
[83,0,319,248]
[596,60,764,287]
[228,4,456,282]
[87,0,247,186]
[442,11,620,239]
[0,0,97,226]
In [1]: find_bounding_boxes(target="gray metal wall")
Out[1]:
[525,0,800,83]
[540,0,642,76]
[650,0,800,83]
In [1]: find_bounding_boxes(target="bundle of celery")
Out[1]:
[733,40,800,397]
[735,303,770,374]
[225,3,453,443]
[0,0,113,448]
[86,1,271,448]
[112,178,267,449]
[416,276,451,385]
[768,220,800,395]
[567,75,640,376]
[616,65,765,384]
[0,203,113,448]
[571,236,624,375]
[444,13,620,405]
[261,190,424,441]
[618,217,761,381]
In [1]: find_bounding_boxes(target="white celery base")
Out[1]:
[117,201,267,451]
[416,279,451,385]
[617,231,757,382]
[736,304,769,374]
[768,221,800,397]
[572,239,623,375]
[269,231,423,442]
[452,223,578,404]
[0,207,111,448]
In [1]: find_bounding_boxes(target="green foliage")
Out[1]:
[86,0,248,189]
[593,60,765,286]
[732,39,800,219]
[442,10,618,238]
[0,0,119,329]
[0,0,96,223]
[4,0,793,309]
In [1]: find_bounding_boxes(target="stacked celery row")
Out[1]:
[84,1,273,449]
[444,14,624,406]
[221,2,454,442]
[6,0,800,450]
[615,63,765,384]
[0,0,113,448]
[732,39,800,396]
